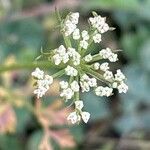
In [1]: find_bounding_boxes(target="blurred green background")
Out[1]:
[0,0,150,150]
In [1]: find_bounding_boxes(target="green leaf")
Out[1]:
[15,107,32,133]
[26,130,43,150]
[0,135,22,150]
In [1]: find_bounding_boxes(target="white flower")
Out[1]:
[67,47,76,57]
[95,86,105,96]
[99,48,112,59]
[70,12,79,24]
[93,62,100,70]
[56,45,66,56]
[59,81,68,89]
[67,112,80,124]
[81,30,89,40]
[60,88,74,100]
[89,15,109,34]
[81,112,90,123]
[108,53,118,62]
[80,81,90,92]
[88,78,97,87]
[89,15,105,29]
[34,87,47,99]
[32,68,44,79]
[100,62,109,71]
[73,28,80,40]
[81,74,90,81]
[65,65,78,76]
[75,100,84,110]
[53,54,62,65]
[71,81,80,92]
[80,40,88,49]
[64,20,77,36]
[84,54,92,62]
[93,33,101,43]
[64,12,79,36]
[99,23,109,33]
[104,87,113,97]
[95,86,113,97]
[103,70,113,80]
[112,82,118,88]
[67,48,81,66]
[44,75,53,85]
[115,69,125,81]
[118,82,128,93]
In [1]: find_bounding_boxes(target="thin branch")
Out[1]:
[0,61,63,73]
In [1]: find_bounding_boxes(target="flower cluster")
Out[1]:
[32,68,53,98]
[32,11,128,124]
[67,101,90,124]
[60,80,79,100]
[53,46,81,66]
[63,12,79,36]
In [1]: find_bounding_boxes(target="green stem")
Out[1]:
[82,64,112,85]
[82,30,97,56]
[75,76,80,100]
[89,54,103,63]
[63,35,72,47]
[52,69,65,78]
[0,61,63,73]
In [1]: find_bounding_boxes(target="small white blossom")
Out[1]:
[33,87,47,99]
[99,48,112,59]
[95,86,104,96]
[73,28,80,40]
[59,81,68,89]
[71,81,80,92]
[56,45,66,56]
[80,81,90,92]
[104,87,113,97]
[67,47,81,66]
[64,20,77,36]
[81,30,89,40]
[75,100,84,110]
[70,12,79,24]
[95,86,113,97]
[100,62,109,72]
[103,70,113,80]
[112,82,118,88]
[84,54,93,62]
[32,68,44,79]
[60,88,74,100]
[44,75,53,85]
[80,40,89,49]
[81,74,90,81]
[93,62,100,70]
[81,112,90,123]
[62,53,70,64]
[53,54,62,65]
[89,15,109,34]
[88,78,97,87]
[118,82,128,93]
[67,112,80,124]
[108,53,118,62]
[115,69,125,81]
[65,65,78,76]
[99,23,109,33]
[93,33,101,43]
